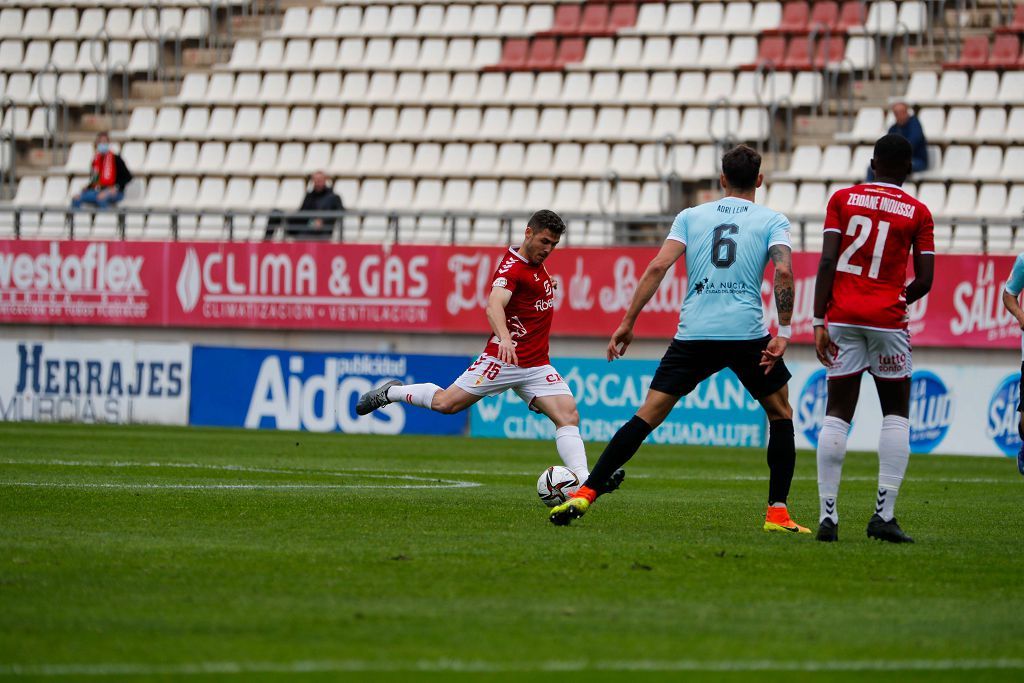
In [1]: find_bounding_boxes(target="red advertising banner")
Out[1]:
[0,240,1018,349]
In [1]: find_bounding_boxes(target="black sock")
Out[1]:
[584,415,653,494]
[1017,417,1023,441]
[767,418,796,505]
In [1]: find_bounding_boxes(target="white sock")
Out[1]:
[817,416,851,524]
[386,383,441,410]
[876,414,910,522]
[554,425,589,481]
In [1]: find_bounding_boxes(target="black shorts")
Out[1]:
[649,336,792,401]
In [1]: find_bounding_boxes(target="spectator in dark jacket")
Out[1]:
[265,171,345,241]
[71,132,133,209]
[867,103,929,181]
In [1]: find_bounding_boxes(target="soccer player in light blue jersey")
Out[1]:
[1001,254,1024,475]
[550,145,809,533]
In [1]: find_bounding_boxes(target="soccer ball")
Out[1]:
[536,466,581,507]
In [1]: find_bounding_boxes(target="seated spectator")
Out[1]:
[867,102,929,181]
[71,133,133,209]
[264,171,345,241]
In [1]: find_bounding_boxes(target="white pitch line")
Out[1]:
[0,459,481,490]
[1,459,1016,487]
[1,657,1022,676]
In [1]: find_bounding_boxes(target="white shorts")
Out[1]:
[454,354,572,412]
[827,324,913,380]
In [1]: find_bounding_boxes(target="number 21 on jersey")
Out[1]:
[836,215,890,280]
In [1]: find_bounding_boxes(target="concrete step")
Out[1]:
[131,80,178,100]
[794,114,841,138]
[79,113,114,133]
[26,148,67,168]
[183,47,222,69]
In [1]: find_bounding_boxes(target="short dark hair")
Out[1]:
[872,133,913,180]
[721,145,761,190]
[527,209,566,236]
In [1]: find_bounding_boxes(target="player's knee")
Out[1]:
[434,399,460,415]
[769,402,793,421]
[559,407,580,427]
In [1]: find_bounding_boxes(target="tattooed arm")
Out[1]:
[760,243,794,374]
[770,243,794,327]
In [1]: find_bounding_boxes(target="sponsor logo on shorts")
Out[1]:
[877,352,907,375]
[545,373,563,384]
[796,369,829,447]
[909,371,954,453]
[986,373,1022,457]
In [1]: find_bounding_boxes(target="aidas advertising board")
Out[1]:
[470,356,767,448]
[189,345,470,435]
[0,340,190,425]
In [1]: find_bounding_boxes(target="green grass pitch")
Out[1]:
[1,422,1022,682]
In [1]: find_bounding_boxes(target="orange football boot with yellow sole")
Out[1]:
[763,504,811,534]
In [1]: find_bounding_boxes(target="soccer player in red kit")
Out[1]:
[356,210,621,489]
[812,134,935,544]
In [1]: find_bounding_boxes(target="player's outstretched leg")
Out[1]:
[549,415,653,526]
[762,418,810,534]
[355,380,405,415]
[356,381,453,416]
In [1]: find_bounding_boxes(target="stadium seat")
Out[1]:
[1003,148,1024,181]
[946,36,989,69]
[997,3,1024,33]
[1008,108,1024,142]
[966,71,1000,104]
[837,1,868,32]
[774,2,810,33]
[990,35,1021,69]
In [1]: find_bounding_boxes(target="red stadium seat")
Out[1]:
[996,3,1024,33]
[742,35,787,70]
[608,4,638,32]
[776,1,810,33]
[783,36,813,69]
[490,38,527,71]
[808,1,840,32]
[814,35,846,67]
[990,34,1021,68]
[947,35,990,69]
[526,37,557,70]
[579,4,610,34]
[836,1,867,31]
[549,4,582,33]
[556,37,586,67]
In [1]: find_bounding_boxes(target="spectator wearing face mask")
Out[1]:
[71,132,133,209]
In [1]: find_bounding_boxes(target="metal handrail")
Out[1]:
[0,131,15,200]
[885,22,912,99]
[107,60,133,130]
[6,205,1023,254]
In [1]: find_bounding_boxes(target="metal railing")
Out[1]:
[4,206,1019,254]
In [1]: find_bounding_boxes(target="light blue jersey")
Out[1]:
[1004,253,1024,360]
[667,197,791,340]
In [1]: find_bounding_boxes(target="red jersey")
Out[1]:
[823,182,935,330]
[483,247,555,368]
